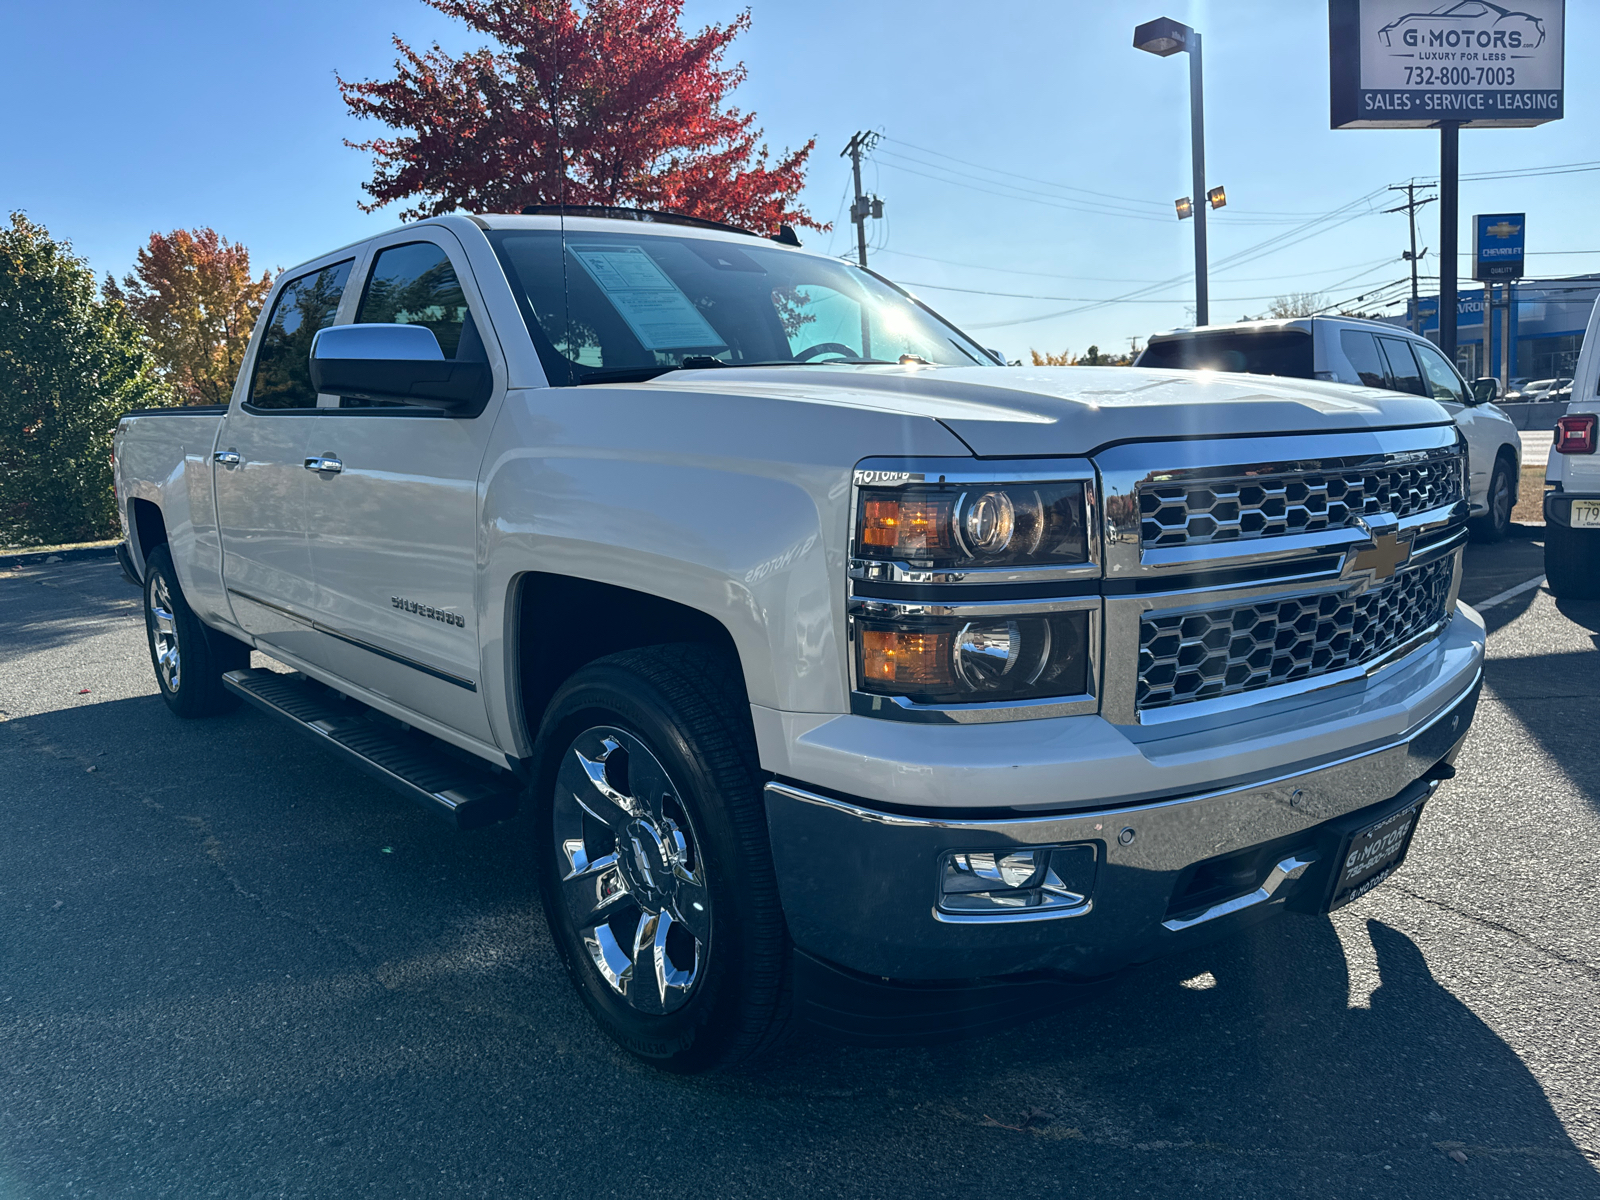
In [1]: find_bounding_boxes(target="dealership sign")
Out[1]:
[1331,0,1565,128]
[1473,213,1525,280]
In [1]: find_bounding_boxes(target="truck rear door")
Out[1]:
[216,257,355,660]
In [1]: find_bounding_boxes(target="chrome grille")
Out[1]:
[1137,556,1455,711]
[1139,453,1462,549]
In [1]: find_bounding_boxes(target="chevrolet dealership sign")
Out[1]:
[1473,213,1525,281]
[1331,1,1565,128]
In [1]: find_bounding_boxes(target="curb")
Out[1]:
[0,544,120,569]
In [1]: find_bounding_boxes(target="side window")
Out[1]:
[1339,330,1389,388]
[1377,337,1428,397]
[247,260,353,410]
[1411,340,1468,403]
[357,241,481,360]
[350,241,486,410]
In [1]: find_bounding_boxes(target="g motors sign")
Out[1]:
[1331,0,1564,128]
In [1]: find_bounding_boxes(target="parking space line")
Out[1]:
[1473,574,1547,611]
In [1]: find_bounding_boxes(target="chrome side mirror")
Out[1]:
[309,324,491,413]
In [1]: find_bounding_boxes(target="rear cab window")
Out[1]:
[1136,330,1313,378]
[246,260,354,410]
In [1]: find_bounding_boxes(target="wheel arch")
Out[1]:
[128,497,168,575]
[510,572,749,755]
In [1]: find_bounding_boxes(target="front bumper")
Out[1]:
[765,669,1480,984]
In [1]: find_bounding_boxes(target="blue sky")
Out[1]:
[4,0,1595,360]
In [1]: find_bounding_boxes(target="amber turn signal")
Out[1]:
[859,496,953,553]
[859,629,953,689]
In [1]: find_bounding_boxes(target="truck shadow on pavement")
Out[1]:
[761,910,1600,1196]
[3,695,1596,1197]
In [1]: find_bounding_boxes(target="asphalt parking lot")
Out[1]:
[1,537,1596,1199]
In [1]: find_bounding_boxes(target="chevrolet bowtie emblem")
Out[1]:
[1342,528,1413,585]
[1487,221,1521,239]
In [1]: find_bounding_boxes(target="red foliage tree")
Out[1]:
[338,0,821,234]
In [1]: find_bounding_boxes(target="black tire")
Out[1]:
[143,545,251,717]
[1544,521,1600,601]
[1471,454,1514,543]
[532,644,790,1073]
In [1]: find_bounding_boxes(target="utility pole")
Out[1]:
[841,131,883,268]
[1439,122,1461,364]
[1385,180,1436,335]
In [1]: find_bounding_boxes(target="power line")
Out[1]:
[900,259,1396,305]
[877,247,1397,285]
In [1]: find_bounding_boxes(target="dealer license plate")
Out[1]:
[1327,802,1423,911]
[1571,500,1600,529]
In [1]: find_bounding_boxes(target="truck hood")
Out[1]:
[647,364,1453,457]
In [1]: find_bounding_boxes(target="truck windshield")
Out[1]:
[486,229,994,385]
[1136,329,1314,378]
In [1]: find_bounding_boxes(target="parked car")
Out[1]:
[1136,316,1522,540]
[1545,305,1600,597]
[112,210,1485,1071]
[1545,379,1575,404]
[1514,377,1569,403]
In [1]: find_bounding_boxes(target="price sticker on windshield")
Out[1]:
[569,244,726,353]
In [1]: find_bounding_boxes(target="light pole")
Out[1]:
[1135,17,1209,326]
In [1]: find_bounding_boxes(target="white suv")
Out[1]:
[1138,317,1522,540]
[1544,298,1600,597]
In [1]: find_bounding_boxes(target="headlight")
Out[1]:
[856,480,1089,568]
[855,609,1090,705]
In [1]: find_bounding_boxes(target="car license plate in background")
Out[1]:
[1328,803,1423,911]
[1571,500,1600,529]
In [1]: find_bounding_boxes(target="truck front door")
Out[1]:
[215,257,354,662]
[298,232,503,745]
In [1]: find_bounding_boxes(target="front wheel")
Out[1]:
[143,546,250,717]
[533,645,791,1072]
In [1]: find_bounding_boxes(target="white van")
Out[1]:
[1138,317,1522,541]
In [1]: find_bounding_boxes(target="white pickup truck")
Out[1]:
[113,209,1485,1071]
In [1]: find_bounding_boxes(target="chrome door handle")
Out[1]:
[304,455,343,474]
[214,449,241,466]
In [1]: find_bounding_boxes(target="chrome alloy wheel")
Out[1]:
[554,727,710,1014]
[149,573,182,692]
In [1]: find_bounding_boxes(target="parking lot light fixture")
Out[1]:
[1175,197,1193,220]
[1135,16,1209,325]
[1207,185,1226,210]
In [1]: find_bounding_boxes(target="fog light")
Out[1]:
[939,845,1097,917]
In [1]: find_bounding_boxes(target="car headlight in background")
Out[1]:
[856,481,1089,569]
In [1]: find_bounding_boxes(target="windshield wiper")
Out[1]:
[577,357,900,384]
[576,365,681,385]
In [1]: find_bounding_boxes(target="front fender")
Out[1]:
[477,385,970,756]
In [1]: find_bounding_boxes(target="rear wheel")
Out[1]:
[1544,520,1600,601]
[533,645,790,1072]
[143,546,250,717]
[1471,455,1514,543]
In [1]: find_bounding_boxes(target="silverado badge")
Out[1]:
[392,596,466,628]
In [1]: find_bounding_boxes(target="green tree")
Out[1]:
[0,212,174,545]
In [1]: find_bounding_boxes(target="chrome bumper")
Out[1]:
[764,669,1479,981]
